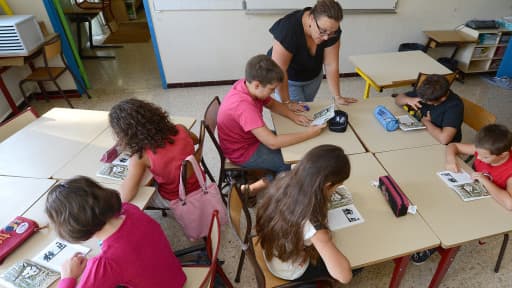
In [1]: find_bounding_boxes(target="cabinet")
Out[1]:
[454,27,512,73]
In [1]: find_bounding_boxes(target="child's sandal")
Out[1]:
[241,184,257,208]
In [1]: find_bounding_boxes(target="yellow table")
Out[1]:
[349,51,452,99]
[271,101,366,163]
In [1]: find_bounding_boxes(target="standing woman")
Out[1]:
[268,0,357,111]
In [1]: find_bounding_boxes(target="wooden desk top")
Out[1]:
[333,153,439,268]
[0,33,59,67]
[344,97,439,153]
[0,183,155,284]
[52,116,195,183]
[272,101,366,163]
[0,176,55,224]
[375,145,512,248]
[0,108,109,178]
[423,30,477,44]
[349,51,452,87]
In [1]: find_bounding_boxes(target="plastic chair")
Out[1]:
[0,107,38,142]
[181,210,233,288]
[203,96,274,201]
[18,37,91,108]
[246,236,336,288]
[74,0,117,32]
[227,183,253,282]
[460,96,496,132]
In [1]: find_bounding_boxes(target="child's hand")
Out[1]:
[292,114,312,127]
[61,253,87,280]
[472,172,491,183]
[407,98,423,110]
[445,161,460,173]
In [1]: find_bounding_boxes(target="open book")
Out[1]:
[437,170,490,201]
[97,152,130,180]
[397,114,425,131]
[0,240,90,288]
[311,104,335,126]
[328,185,365,231]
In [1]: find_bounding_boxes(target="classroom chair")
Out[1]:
[181,210,233,288]
[228,182,253,283]
[0,107,38,142]
[18,36,91,109]
[74,0,117,32]
[203,96,274,202]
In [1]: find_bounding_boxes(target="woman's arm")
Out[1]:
[311,229,352,284]
[119,153,149,202]
[324,41,356,106]
[271,40,292,103]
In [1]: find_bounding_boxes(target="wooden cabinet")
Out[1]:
[454,27,512,73]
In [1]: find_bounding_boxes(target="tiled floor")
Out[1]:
[29,42,512,287]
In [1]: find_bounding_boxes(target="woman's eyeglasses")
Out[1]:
[314,17,339,38]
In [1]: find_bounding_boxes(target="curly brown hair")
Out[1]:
[256,145,350,265]
[109,98,178,157]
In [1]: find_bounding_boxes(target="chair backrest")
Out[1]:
[198,210,221,288]
[181,122,207,184]
[203,96,227,184]
[246,237,288,288]
[0,108,38,142]
[228,184,252,250]
[415,72,457,89]
[43,38,62,60]
[461,96,496,131]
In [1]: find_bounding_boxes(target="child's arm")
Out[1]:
[445,143,475,172]
[120,153,149,202]
[311,229,352,284]
[473,174,512,211]
[251,124,325,150]
[421,111,457,145]
[394,93,423,110]
[265,98,312,127]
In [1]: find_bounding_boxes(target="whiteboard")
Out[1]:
[153,0,242,11]
[245,0,398,11]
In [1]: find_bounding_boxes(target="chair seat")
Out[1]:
[252,238,289,287]
[182,266,210,288]
[25,67,66,81]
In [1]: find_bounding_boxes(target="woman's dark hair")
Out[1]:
[45,176,122,243]
[311,0,343,22]
[416,74,450,102]
[475,124,512,155]
[245,54,284,86]
[109,98,178,158]
[256,145,350,264]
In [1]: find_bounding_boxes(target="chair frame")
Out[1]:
[19,37,91,108]
[74,0,116,32]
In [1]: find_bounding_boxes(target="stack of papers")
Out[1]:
[328,185,364,230]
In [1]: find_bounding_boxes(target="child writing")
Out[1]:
[109,98,203,206]
[445,124,512,210]
[256,145,352,283]
[394,74,464,144]
[217,54,326,195]
[45,176,186,288]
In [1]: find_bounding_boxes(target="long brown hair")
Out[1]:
[109,98,178,158]
[256,145,350,264]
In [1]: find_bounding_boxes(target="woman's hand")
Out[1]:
[61,253,87,280]
[286,102,308,112]
[334,96,357,106]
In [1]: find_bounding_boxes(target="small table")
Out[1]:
[423,30,477,59]
[375,145,512,287]
[271,101,366,163]
[349,51,452,99]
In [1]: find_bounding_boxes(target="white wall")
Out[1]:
[0,1,74,119]
[147,0,512,84]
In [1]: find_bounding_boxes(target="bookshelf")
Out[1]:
[454,27,512,74]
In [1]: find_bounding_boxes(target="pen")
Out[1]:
[303,105,310,111]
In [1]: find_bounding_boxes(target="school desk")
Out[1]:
[333,153,439,287]
[271,101,366,163]
[0,183,155,286]
[375,145,512,287]
[343,96,439,153]
[0,108,109,179]
[0,176,55,225]
[52,115,196,184]
[423,30,477,59]
[349,50,452,99]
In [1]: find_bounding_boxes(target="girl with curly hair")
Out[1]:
[256,144,352,283]
[109,98,203,205]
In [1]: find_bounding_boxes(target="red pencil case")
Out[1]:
[378,176,410,217]
[0,216,40,264]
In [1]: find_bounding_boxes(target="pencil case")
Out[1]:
[0,216,40,264]
[378,176,410,217]
[373,105,399,131]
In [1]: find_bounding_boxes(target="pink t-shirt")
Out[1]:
[58,203,186,288]
[474,150,512,189]
[146,125,202,201]
[217,79,271,164]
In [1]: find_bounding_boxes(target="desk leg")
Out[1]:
[355,67,380,99]
[0,71,19,114]
[428,246,460,288]
[389,256,410,288]
[364,80,371,99]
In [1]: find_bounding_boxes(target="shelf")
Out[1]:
[471,57,492,61]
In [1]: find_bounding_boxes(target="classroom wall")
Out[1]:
[0,1,74,120]
[147,0,512,84]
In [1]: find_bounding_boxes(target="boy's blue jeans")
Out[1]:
[241,143,291,174]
